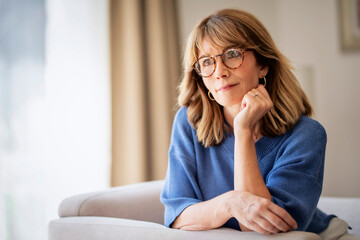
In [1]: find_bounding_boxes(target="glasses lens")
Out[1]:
[223,49,243,69]
[197,57,215,77]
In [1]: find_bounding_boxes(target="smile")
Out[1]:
[215,83,239,92]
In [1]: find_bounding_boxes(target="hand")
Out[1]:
[226,191,297,234]
[234,85,273,134]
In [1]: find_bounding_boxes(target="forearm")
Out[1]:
[234,129,271,200]
[171,192,232,230]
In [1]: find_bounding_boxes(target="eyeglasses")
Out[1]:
[193,48,245,78]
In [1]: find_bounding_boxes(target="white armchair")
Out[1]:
[48,180,360,240]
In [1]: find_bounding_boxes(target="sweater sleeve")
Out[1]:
[160,108,203,228]
[266,118,327,231]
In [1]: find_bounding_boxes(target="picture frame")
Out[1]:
[339,0,360,50]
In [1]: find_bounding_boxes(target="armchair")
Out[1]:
[48,180,360,240]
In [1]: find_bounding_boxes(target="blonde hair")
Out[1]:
[178,9,312,147]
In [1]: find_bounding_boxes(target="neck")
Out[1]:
[223,105,262,142]
[223,105,241,130]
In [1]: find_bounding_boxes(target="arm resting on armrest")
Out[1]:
[58,180,165,224]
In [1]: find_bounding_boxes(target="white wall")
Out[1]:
[177,0,281,50]
[178,0,360,197]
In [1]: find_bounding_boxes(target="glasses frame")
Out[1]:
[193,48,246,78]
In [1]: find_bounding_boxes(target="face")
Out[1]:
[198,39,268,108]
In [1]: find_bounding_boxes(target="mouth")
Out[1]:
[215,83,239,92]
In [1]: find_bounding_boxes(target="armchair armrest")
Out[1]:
[54,180,323,240]
[58,180,165,224]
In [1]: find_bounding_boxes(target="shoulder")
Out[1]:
[169,107,198,162]
[172,107,193,132]
[171,107,195,143]
[174,107,189,124]
[285,115,327,150]
[292,116,326,139]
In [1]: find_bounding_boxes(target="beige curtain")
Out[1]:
[110,0,181,186]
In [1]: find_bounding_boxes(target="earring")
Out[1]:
[259,77,267,87]
[208,91,215,101]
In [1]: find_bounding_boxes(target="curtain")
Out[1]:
[110,0,181,186]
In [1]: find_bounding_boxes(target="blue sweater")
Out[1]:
[160,107,335,233]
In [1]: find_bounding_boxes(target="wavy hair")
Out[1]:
[178,9,312,147]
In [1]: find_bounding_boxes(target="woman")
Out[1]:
[160,9,354,238]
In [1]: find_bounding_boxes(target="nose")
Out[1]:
[214,56,229,79]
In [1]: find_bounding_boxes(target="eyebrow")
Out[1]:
[198,45,240,59]
[198,54,209,58]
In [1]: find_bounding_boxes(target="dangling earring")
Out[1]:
[208,91,215,101]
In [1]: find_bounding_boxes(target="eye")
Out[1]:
[225,49,241,58]
[200,57,214,67]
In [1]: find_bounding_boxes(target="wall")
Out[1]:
[177,0,360,197]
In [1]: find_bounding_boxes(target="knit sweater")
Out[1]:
[160,107,335,233]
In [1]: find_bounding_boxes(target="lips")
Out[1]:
[215,83,239,92]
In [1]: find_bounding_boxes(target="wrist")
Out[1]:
[222,191,236,219]
[234,127,253,139]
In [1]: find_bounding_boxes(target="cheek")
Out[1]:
[234,67,259,86]
[202,79,213,91]
[232,72,258,87]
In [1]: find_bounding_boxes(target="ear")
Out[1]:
[259,65,269,78]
